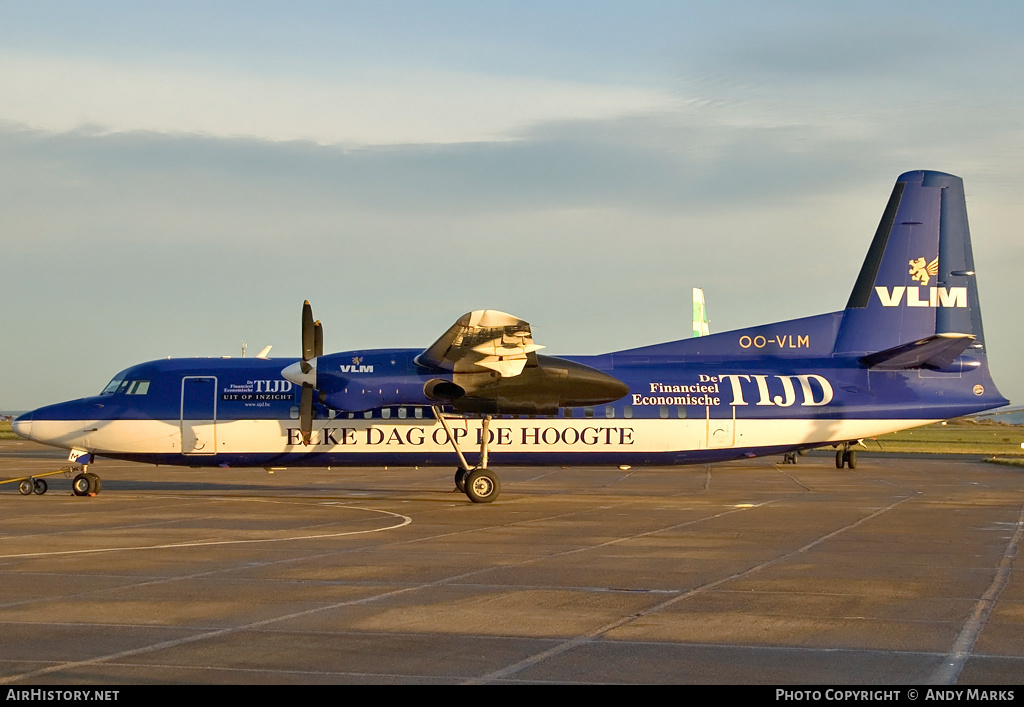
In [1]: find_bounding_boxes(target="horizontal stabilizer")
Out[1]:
[859,333,974,370]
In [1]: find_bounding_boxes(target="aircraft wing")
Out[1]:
[415,310,545,377]
[860,333,975,370]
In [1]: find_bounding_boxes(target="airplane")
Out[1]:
[11,170,1008,503]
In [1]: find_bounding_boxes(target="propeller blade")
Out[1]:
[302,300,315,362]
[314,320,323,358]
[300,382,313,445]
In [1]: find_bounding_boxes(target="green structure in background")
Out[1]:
[692,287,709,338]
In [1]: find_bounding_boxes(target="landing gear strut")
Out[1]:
[434,407,501,503]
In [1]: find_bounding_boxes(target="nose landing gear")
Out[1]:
[72,468,102,496]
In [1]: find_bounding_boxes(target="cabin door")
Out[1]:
[706,405,736,448]
[181,376,218,455]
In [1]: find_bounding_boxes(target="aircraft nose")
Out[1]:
[12,411,33,440]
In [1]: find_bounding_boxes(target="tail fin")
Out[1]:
[834,171,989,358]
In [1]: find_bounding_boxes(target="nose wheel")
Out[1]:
[72,470,102,496]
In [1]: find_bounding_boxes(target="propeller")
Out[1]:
[295,301,322,445]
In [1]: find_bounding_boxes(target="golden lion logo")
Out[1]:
[352,356,363,365]
[908,256,938,286]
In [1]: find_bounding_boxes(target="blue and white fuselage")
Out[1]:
[12,171,1009,500]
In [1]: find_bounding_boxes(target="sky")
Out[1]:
[2,1,1023,411]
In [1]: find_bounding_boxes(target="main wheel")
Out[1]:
[19,479,32,495]
[846,450,857,469]
[33,478,48,495]
[464,468,501,504]
[836,450,845,469]
[454,468,468,493]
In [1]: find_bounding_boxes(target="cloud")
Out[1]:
[4,3,1024,410]
[0,51,673,146]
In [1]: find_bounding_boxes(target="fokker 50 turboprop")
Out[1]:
[12,171,1007,502]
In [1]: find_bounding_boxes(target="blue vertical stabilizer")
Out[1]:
[835,171,988,357]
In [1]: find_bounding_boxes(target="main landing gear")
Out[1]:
[433,407,502,503]
[780,449,810,464]
[835,442,858,469]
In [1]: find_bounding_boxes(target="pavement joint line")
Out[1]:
[0,555,511,685]
[0,496,664,614]
[0,497,775,684]
[928,501,1024,685]
[5,453,1017,684]
[466,492,919,684]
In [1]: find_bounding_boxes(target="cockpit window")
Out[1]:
[100,377,125,395]
[100,372,149,396]
[100,368,134,395]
